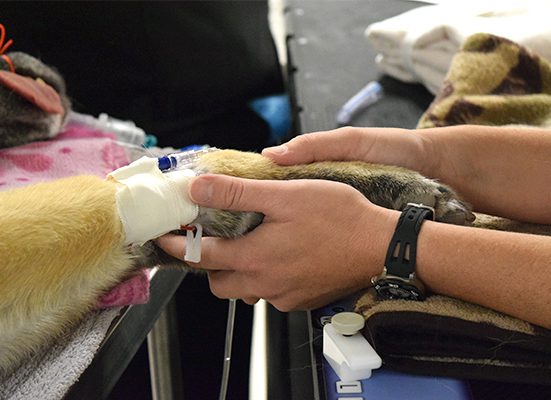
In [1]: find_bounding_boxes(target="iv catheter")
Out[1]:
[157,146,235,400]
[157,147,218,172]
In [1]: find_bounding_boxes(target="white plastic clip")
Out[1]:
[323,312,382,381]
[184,223,203,263]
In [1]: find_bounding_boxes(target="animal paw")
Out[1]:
[431,183,475,224]
[401,178,474,225]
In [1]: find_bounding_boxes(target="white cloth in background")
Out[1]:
[0,308,121,400]
[365,1,551,94]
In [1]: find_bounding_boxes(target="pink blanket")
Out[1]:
[0,123,151,308]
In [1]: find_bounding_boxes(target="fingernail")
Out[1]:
[262,144,288,156]
[189,177,213,203]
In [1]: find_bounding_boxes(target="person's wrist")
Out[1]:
[373,207,401,275]
[351,127,428,173]
[372,204,435,300]
[354,204,401,290]
[410,129,439,178]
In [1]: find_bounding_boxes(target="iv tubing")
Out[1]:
[219,298,237,400]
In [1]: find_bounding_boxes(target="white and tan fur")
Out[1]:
[0,149,475,373]
[0,176,131,371]
[0,51,475,374]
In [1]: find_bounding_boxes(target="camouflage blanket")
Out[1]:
[356,33,551,384]
[418,33,551,129]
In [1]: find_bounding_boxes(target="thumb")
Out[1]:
[188,174,282,213]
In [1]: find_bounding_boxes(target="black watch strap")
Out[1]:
[384,203,434,279]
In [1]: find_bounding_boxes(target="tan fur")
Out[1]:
[0,149,474,373]
[193,150,474,237]
[356,288,536,336]
[0,175,134,373]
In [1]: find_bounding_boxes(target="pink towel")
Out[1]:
[0,125,127,188]
[97,268,151,308]
[0,122,151,308]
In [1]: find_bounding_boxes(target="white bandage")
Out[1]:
[107,156,198,245]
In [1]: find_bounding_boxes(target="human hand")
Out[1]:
[264,126,551,224]
[156,174,398,311]
[262,127,435,176]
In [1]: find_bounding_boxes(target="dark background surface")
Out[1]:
[2,1,284,151]
[285,0,433,134]
[281,1,551,399]
[1,2,283,399]
[4,0,551,398]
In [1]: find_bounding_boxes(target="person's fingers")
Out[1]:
[188,174,288,213]
[155,234,249,271]
[155,234,186,260]
[242,297,260,305]
[261,128,364,165]
[157,237,264,302]
[207,270,255,300]
[262,127,411,166]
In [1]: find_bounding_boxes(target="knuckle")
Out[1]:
[335,126,354,135]
[207,273,227,299]
[224,178,246,210]
[243,297,259,305]
[272,300,293,313]
[293,132,316,147]
[269,293,297,312]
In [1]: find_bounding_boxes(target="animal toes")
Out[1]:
[433,186,475,225]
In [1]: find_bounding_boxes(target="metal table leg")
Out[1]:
[147,297,184,400]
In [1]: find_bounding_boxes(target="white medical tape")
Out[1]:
[107,156,199,245]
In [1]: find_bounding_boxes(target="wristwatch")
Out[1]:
[371,203,434,301]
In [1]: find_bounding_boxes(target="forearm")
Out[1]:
[414,219,551,329]
[268,125,551,222]
[419,125,551,223]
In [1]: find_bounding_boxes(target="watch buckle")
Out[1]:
[406,203,435,220]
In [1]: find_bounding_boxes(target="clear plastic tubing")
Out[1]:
[157,147,218,172]
[219,299,237,400]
